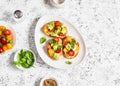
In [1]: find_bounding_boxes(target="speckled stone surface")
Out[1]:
[0,0,120,86]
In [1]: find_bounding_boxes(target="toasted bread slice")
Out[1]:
[63,36,80,59]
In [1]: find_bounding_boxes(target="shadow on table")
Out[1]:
[28,17,51,68]
[35,77,42,86]
[8,51,23,71]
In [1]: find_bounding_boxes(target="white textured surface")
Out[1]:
[0,0,120,86]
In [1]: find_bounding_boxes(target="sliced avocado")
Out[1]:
[48,21,54,30]
[61,23,64,27]
[69,42,75,49]
[61,27,67,34]
[53,53,59,59]
[54,29,61,34]
[50,32,56,36]
[65,43,71,50]
[53,44,58,51]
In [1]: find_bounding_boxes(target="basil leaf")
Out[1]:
[65,61,72,65]
[13,61,21,66]
[50,39,56,44]
[40,37,46,44]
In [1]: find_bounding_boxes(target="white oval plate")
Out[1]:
[35,15,86,69]
[0,21,16,51]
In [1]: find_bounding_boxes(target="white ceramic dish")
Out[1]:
[35,15,86,69]
[40,76,59,86]
[14,49,36,70]
[50,0,66,8]
[0,21,16,52]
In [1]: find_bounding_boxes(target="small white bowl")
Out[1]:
[14,49,36,70]
[50,0,66,8]
[40,76,59,86]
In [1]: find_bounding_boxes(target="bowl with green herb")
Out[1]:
[13,49,36,70]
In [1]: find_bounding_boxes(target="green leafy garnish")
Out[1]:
[65,61,72,64]
[13,49,35,69]
[50,39,56,44]
[40,37,46,44]
[69,42,75,49]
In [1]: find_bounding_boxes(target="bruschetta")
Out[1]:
[62,36,80,59]
[47,36,63,60]
[43,21,67,38]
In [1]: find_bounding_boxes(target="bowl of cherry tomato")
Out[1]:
[0,21,16,53]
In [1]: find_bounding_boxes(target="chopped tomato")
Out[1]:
[68,50,75,56]
[59,33,66,38]
[0,47,3,53]
[62,40,68,46]
[54,21,60,26]
[4,29,11,35]
[53,36,59,42]
[56,49,61,53]
[1,38,7,45]
[47,44,51,49]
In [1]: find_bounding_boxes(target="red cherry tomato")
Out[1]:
[4,29,11,35]
[54,21,60,26]
[1,38,7,45]
[56,49,61,53]
[68,50,75,56]
[0,47,3,53]
[53,36,59,42]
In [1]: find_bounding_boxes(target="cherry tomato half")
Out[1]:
[7,35,13,41]
[0,47,3,53]
[1,38,7,45]
[53,36,59,42]
[56,49,61,53]
[2,45,8,51]
[4,29,11,35]
[6,43,13,49]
